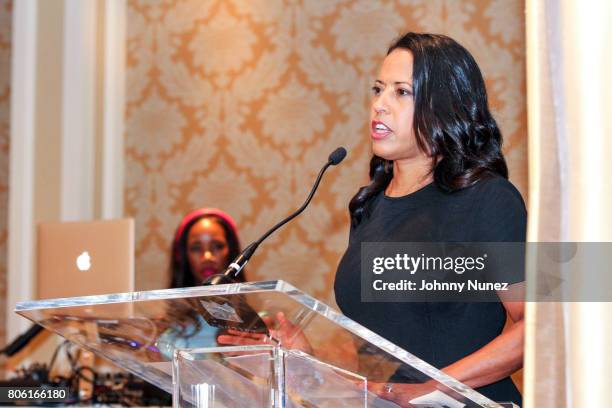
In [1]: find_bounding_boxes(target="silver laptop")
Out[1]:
[36,219,135,299]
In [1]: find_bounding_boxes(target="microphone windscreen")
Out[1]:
[328,147,347,165]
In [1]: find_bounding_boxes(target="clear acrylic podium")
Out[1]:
[15,280,518,407]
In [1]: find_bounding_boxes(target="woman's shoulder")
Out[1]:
[443,173,525,213]
[464,174,527,241]
[468,174,525,205]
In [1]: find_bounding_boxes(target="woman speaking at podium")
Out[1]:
[334,32,526,406]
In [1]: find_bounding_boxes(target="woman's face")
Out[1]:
[186,217,230,282]
[370,49,424,162]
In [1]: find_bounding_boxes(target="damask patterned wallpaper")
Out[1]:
[0,0,12,345]
[125,0,527,304]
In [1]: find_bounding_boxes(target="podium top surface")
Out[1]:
[16,280,505,407]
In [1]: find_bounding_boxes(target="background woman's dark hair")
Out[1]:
[170,214,245,288]
[349,32,508,226]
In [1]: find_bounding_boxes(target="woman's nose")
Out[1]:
[203,250,214,261]
[373,104,388,115]
[372,94,389,115]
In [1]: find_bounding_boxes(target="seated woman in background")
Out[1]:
[168,210,312,354]
[170,208,246,287]
[156,208,247,359]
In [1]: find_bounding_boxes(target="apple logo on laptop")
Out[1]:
[76,251,91,271]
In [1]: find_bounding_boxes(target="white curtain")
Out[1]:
[525,0,612,407]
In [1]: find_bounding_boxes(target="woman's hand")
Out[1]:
[266,312,313,354]
[216,329,276,347]
[217,312,313,355]
[367,381,439,407]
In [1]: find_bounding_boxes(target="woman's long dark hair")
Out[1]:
[170,214,244,288]
[349,32,508,226]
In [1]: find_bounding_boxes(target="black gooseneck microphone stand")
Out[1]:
[203,147,347,285]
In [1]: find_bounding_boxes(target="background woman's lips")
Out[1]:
[200,267,218,278]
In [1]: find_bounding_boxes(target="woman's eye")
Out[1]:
[188,245,202,253]
[211,242,226,251]
[397,88,412,97]
[371,86,382,96]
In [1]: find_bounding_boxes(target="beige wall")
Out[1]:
[0,0,12,346]
[125,0,528,304]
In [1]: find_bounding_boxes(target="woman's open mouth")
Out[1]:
[371,120,392,140]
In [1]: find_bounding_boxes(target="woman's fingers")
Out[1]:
[261,315,275,327]
[217,330,275,346]
[273,312,294,335]
[217,334,251,346]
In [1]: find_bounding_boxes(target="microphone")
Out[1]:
[328,147,347,165]
[204,147,347,285]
